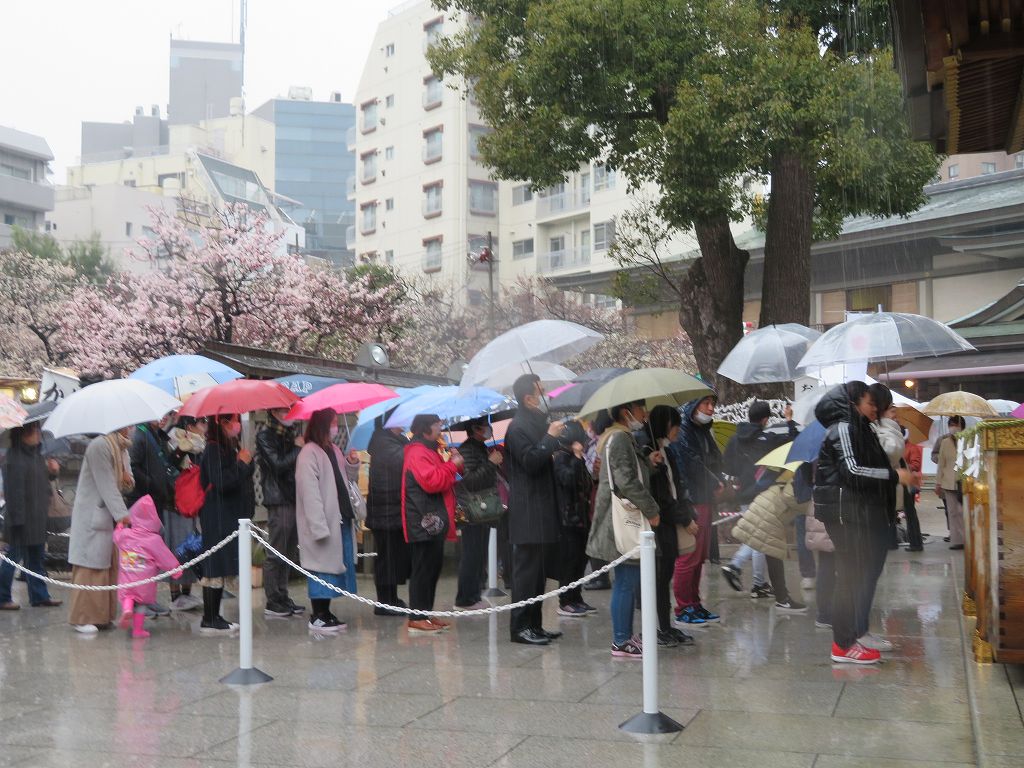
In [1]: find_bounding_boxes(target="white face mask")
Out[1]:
[625,416,644,432]
[694,411,713,426]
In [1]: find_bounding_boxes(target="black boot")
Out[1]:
[200,588,233,634]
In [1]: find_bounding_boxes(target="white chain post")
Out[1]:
[619,530,683,735]
[482,526,506,598]
[220,519,272,685]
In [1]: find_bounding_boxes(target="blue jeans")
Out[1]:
[0,544,52,605]
[730,544,767,586]
[795,516,817,578]
[611,563,641,645]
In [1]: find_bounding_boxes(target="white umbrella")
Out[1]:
[717,323,821,384]
[798,312,974,369]
[43,379,182,438]
[987,399,1020,417]
[459,320,603,394]
[469,361,576,395]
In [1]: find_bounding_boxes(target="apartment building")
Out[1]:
[0,125,54,249]
[938,151,1024,183]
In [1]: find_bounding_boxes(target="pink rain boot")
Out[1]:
[132,612,150,639]
[119,598,134,630]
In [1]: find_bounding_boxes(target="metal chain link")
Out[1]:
[249,523,377,558]
[249,528,639,618]
[0,530,239,591]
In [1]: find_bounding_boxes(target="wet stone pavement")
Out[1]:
[0,512,1021,767]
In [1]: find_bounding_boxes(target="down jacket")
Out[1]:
[804,511,835,553]
[402,439,459,544]
[732,481,808,560]
[366,428,409,530]
[670,398,724,505]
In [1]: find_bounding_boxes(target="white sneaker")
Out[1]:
[857,632,894,652]
[801,578,816,590]
[73,624,99,635]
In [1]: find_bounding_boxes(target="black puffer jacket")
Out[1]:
[367,428,408,530]
[813,386,897,526]
[255,421,300,506]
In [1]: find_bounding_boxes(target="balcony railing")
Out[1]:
[537,246,591,274]
[536,188,591,218]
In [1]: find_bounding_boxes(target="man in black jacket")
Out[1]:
[506,373,565,645]
[367,423,411,615]
[256,408,303,617]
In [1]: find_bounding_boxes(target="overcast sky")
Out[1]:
[1,0,396,182]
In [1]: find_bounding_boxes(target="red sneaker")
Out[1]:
[830,641,881,665]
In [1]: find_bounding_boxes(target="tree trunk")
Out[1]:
[678,214,749,402]
[759,148,814,328]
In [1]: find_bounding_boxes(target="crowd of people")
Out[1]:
[1,372,968,666]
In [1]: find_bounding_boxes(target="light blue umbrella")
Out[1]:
[348,385,437,451]
[384,386,516,430]
[130,355,242,397]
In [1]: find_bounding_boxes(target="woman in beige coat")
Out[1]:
[295,408,361,634]
[932,415,966,549]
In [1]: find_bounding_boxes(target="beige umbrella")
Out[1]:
[893,406,934,444]
[922,391,999,419]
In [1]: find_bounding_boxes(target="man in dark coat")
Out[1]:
[0,423,61,609]
[505,373,565,645]
[256,408,304,617]
[367,423,412,615]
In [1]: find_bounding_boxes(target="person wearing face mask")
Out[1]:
[587,400,661,658]
[669,395,726,627]
[165,416,206,610]
[367,421,412,615]
[197,414,255,635]
[932,415,966,550]
[552,420,596,618]
[505,374,566,645]
[453,417,501,611]
[813,381,916,664]
[256,407,305,618]
[67,427,135,634]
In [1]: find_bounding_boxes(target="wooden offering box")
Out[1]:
[963,421,1024,664]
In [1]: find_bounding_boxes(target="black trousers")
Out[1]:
[408,538,445,620]
[510,542,555,637]
[903,489,923,549]
[455,524,489,607]
[558,527,589,606]
[823,518,889,649]
[372,527,411,604]
[765,556,791,604]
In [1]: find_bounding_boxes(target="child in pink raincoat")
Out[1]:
[114,495,182,638]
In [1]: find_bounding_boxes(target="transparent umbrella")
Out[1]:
[798,312,975,369]
[717,324,821,384]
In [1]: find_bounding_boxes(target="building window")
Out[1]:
[593,220,616,250]
[0,163,32,181]
[847,285,891,313]
[424,18,443,50]
[385,146,395,160]
[468,180,497,215]
[981,161,997,175]
[1016,154,1024,170]
[423,237,443,272]
[423,76,443,109]
[468,125,491,160]
[385,94,395,109]
[948,163,959,180]
[512,238,534,260]
[385,198,394,211]
[384,249,395,265]
[579,228,591,257]
[125,222,133,237]
[512,185,533,206]
[593,163,615,191]
[361,101,378,132]
[384,42,395,57]
[423,128,443,163]
[423,183,443,218]
[360,151,377,183]
[360,203,377,235]
[469,234,496,261]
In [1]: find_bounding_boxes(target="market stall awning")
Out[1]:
[877,349,1024,381]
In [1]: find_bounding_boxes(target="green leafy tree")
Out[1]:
[11,226,114,283]
[431,0,939,396]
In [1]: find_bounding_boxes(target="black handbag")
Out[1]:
[456,490,504,525]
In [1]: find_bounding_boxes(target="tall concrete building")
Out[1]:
[253,90,357,267]
[0,125,54,249]
[81,106,169,164]
[168,39,244,125]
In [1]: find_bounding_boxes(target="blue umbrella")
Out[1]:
[130,355,241,397]
[275,374,346,397]
[384,386,515,430]
[787,420,827,464]
[348,386,436,451]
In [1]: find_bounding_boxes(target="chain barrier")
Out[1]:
[249,528,640,619]
[249,523,377,559]
[0,530,239,591]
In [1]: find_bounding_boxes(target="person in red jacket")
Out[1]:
[402,413,464,635]
[903,437,924,551]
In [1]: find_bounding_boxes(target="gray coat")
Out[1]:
[68,436,131,570]
[295,442,359,575]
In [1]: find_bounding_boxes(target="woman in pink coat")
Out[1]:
[114,495,182,638]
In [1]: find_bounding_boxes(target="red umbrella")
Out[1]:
[286,382,399,421]
[177,379,298,418]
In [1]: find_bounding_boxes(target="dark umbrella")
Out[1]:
[786,420,827,464]
[548,368,631,413]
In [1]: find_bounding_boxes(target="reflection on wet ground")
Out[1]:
[1,514,1021,767]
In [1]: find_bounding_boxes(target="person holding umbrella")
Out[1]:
[552,420,596,618]
[197,414,254,635]
[0,420,63,610]
[367,421,412,615]
[453,417,502,611]
[932,415,967,550]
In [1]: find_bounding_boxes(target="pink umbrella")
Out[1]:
[0,395,29,430]
[177,379,298,417]
[546,382,578,400]
[286,382,399,421]
[1012,402,1024,419]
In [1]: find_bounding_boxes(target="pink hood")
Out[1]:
[128,495,163,535]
